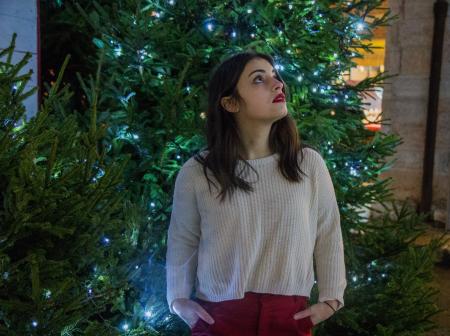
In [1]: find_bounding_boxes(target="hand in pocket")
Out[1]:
[172,298,215,328]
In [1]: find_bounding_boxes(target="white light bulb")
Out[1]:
[356,22,365,31]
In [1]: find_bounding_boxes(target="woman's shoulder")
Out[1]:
[299,145,324,167]
[179,150,208,171]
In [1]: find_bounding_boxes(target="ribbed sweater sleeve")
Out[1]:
[165,163,200,314]
[312,151,347,311]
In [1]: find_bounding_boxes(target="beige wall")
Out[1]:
[381,0,450,228]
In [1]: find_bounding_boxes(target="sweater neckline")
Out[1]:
[238,152,279,165]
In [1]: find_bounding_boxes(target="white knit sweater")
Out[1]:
[166,147,347,314]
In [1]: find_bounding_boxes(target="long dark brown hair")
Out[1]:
[194,50,313,203]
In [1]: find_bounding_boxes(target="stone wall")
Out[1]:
[380,0,450,228]
[0,1,38,119]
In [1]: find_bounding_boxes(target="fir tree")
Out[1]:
[32,1,450,335]
[0,34,140,335]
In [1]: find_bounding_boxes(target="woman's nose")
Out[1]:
[273,78,284,91]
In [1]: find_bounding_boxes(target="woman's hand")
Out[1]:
[293,300,337,326]
[172,298,215,329]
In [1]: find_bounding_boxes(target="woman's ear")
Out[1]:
[221,96,239,113]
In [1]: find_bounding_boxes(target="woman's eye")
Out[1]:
[254,75,281,84]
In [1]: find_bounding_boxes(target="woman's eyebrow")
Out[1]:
[248,69,276,77]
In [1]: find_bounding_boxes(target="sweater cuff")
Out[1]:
[166,265,195,314]
[318,293,345,312]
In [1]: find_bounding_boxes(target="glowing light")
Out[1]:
[43,289,52,299]
[247,8,253,13]
[297,75,303,82]
[114,45,122,57]
[356,21,365,31]
[121,322,129,331]
[231,31,237,38]
[352,276,357,282]
[32,320,38,327]
[274,63,284,71]
[206,23,214,31]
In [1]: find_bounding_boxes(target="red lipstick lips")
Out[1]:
[273,93,285,103]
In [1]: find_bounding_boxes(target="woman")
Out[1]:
[166,51,347,336]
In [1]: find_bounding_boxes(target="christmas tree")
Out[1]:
[8,0,447,335]
[0,34,147,335]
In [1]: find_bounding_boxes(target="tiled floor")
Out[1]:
[413,225,450,336]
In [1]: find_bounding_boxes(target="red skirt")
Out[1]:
[190,291,314,336]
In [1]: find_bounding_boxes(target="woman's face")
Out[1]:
[222,58,288,124]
